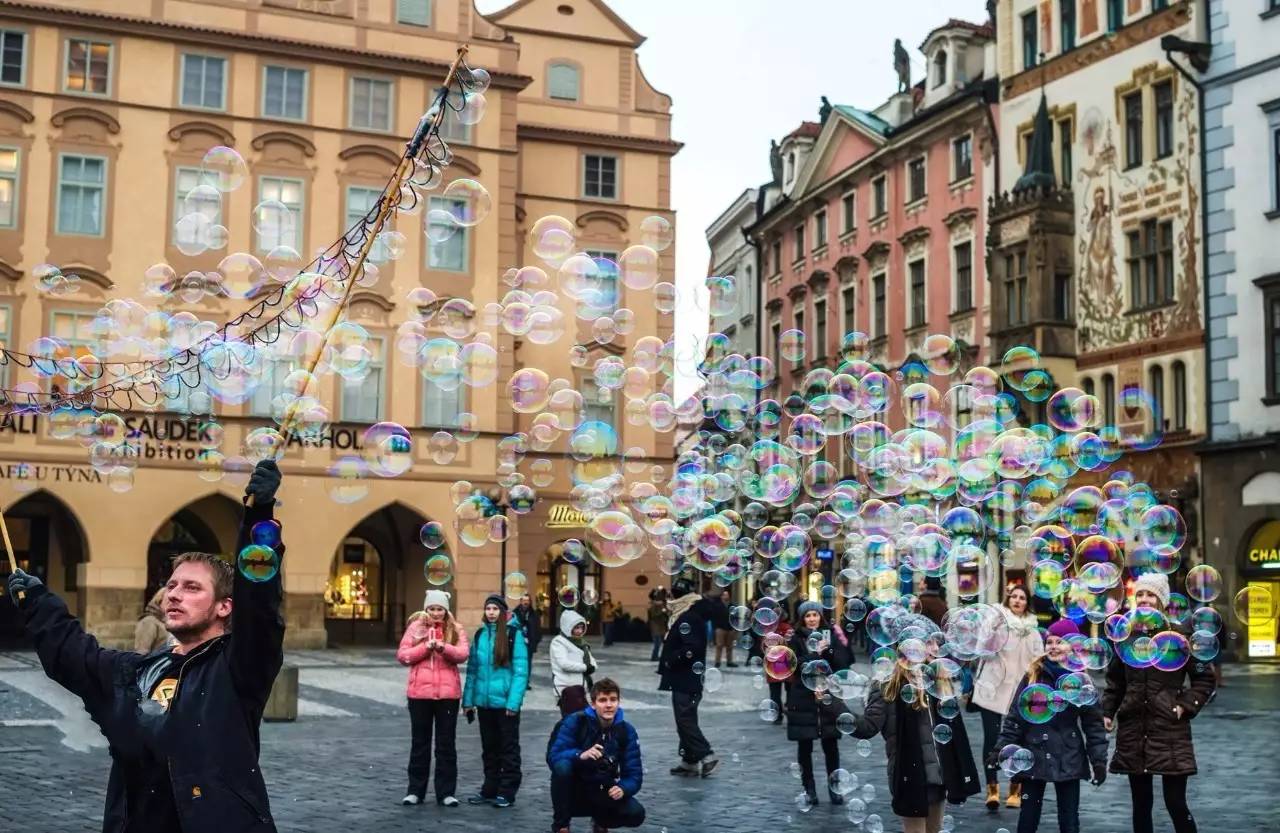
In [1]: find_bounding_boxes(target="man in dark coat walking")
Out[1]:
[514,593,542,688]
[4,460,286,833]
[657,578,727,778]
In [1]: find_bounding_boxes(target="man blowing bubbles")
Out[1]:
[4,460,286,833]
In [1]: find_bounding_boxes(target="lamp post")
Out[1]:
[483,485,538,592]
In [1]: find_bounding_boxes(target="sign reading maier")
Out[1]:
[1243,520,1280,659]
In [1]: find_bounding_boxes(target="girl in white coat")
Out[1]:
[971,585,1043,812]
[549,610,596,716]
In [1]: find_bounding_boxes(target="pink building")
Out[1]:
[752,20,997,399]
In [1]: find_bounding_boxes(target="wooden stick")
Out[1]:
[249,45,471,503]
[0,509,23,602]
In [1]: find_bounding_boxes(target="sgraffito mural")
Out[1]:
[1074,70,1202,354]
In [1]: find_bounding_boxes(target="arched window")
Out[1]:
[1102,373,1116,427]
[1082,376,1094,397]
[548,62,580,101]
[1149,365,1165,432]
[933,50,948,88]
[786,151,796,184]
[1172,360,1187,431]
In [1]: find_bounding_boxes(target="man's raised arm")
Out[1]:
[227,460,286,707]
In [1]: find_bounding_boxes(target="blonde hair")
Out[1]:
[408,608,460,645]
[881,660,929,711]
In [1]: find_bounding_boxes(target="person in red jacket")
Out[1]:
[397,589,470,808]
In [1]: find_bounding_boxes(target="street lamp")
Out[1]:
[483,485,537,590]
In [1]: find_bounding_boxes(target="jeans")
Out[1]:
[1129,773,1197,833]
[979,706,1003,784]
[797,737,839,792]
[549,760,646,831]
[650,633,663,661]
[476,708,522,800]
[671,690,712,763]
[1016,779,1080,833]
[407,698,459,800]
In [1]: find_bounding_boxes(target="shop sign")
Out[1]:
[1244,520,1280,576]
[1246,581,1279,659]
[546,504,588,528]
[0,462,102,484]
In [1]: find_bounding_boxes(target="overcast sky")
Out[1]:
[476,0,991,400]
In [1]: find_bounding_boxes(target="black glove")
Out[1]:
[985,749,1000,770]
[5,568,42,604]
[246,460,281,505]
[1090,763,1107,786]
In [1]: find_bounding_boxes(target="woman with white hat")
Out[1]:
[396,589,469,807]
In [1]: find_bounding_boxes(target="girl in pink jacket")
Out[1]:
[397,589,469,808]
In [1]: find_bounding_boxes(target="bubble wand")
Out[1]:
[251,45,473,503]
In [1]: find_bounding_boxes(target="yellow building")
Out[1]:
[0,0,677,648]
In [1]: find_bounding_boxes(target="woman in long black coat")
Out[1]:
[785,601,853,806]
[1102,573,1215,833]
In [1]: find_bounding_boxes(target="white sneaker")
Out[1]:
[401,795,421,806]
[440,796,460,808]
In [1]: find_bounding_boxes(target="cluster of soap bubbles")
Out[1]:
[33,263,83,297]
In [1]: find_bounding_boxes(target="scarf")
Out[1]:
[570,634,597,677]
[666,594,700,633]
[1041,658,1069,682]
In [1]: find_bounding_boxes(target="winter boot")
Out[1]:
[986,782,1000,812]
[1006,782,1022,809]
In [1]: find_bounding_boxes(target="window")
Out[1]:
[872,176,887,218]
[814,298,827,358]
[1172,360,1187,431]
[428,196,468,271]
[1,30,26,86]
[1127,219,1174,310]
[1059,119,1073,185]
[1022,11,1038,70]
[548,63,580,101]
[250,353,296,418]
[813,209,827,250]
[397,0,431,26]
[1005,250,1028,325]
[47,310,100,395]
[1266,284,1280,400]
[584,249,619,314]
[0,147,17,228]
[841,192,855,234]
[793,223,805,261]
[423,381,465,428]
[341,337,384,423]
[1107,0,1123,32]
[932,50,947,88]
[173,167,221,247]
[770,321,782,366]
[583,154,617,200]
[771,241,782,275]
[1274,127,1280,212]
[842,286,855,335]
[56,154,106,236]
[65,38,110,95]
[1124,91,1143,169]
[263,65,307,120]
[1053,271,1072,321]
[0,305,9,387]
[873,273,886,338]
[1155,81,1174,160]
[1102,373,1116,426]
[346,186,390,263]
[580,377,615,428]
[953,135,973,181]
[1061,0,1076,52]
[1149,365,1165,432]
[792,307,805,364]
[954,241,973,312]
[436,106,471,144]
[1083,377,1095,397]
[1153,0,1168,9]
[907,157,926,202]
[954,384,973,429]
[785,151,796,185]
[909,259,926,327]
[256,176,303,252]
[350,77,393,131]
[180,54,226,110]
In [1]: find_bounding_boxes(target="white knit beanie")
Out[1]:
[1133,572,1170,609]
[423,590,451,611]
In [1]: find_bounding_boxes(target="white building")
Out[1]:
[705,188,760,359]
[1197,0,1280,660]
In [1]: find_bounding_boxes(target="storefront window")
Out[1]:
[325,538,382,620]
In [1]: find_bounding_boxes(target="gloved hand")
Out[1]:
[1090,763,1107,786]
[246,460,281,506]
[5,568,42,604]
[985,749,1000,770]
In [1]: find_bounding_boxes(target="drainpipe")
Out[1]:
[1164,34,1212,575]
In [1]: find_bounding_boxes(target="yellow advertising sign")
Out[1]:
[546,504,589,529]
[1247,581,1279,659]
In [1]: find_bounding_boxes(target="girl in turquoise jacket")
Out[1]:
[462,594,529,807]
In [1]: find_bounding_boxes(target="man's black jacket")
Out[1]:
[20,502,285,833]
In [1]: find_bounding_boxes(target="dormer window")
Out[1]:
[933,50,947,88]
[785,151,796,184]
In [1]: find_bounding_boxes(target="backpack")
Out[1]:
[545,711,629,768]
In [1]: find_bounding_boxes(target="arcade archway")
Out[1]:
[0,491,88,647]
[146,494,242,602]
